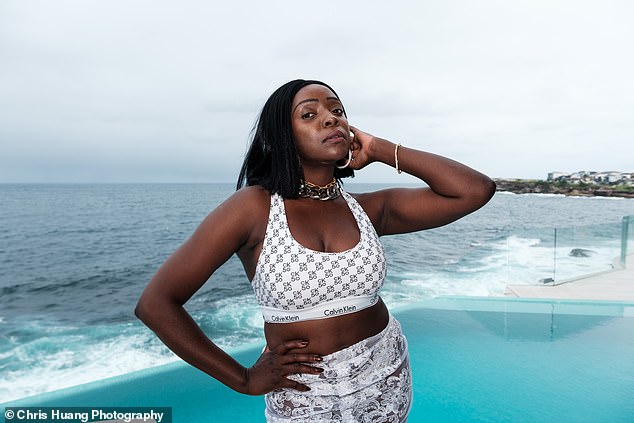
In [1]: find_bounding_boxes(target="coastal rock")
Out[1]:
[569,248,597,258]
[494,179,634,198]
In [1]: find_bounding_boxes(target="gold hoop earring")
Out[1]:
[336,149,353,169]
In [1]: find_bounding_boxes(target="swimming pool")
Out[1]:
[3,297,633,422]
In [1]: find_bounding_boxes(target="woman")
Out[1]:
[135,79,496,422]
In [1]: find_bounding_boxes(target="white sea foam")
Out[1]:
[1,232,622,403]
[1,292,269,402]
[0,323,177,402]
[382,233,620,308]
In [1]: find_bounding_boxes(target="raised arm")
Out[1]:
[134,187,322,395]
[349,127,496,235]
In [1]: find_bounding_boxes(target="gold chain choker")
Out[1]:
[298,178,341,200]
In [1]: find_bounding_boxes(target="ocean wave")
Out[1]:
[0,292,268,402]
[0,319,177,402]
[2,183,631,402]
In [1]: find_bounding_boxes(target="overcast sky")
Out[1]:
[1,0,632,183]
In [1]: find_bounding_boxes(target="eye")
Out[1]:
[301,112,315,119]
[332,108,344,116]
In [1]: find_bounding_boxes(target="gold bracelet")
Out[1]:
[394,143,402,174]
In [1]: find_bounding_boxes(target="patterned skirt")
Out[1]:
[264,315,412,422]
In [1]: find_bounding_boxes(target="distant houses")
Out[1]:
[547,171,633,186]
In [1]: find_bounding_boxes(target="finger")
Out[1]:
[285,362,324,375]
[280,378,311,392]
[279,352,323,365]
[350,139,359,151]
[350,126,366,137]
[273,339,309,355]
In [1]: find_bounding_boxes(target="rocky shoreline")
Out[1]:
[494,179,634,198]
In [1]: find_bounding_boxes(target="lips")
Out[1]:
[323,130,345,143]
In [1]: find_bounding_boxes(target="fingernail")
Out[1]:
[299,340,308,347]
[314,355,323,362]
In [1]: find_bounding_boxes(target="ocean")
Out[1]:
[1,183,633,402]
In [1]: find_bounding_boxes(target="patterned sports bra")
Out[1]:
[251,190,387,323]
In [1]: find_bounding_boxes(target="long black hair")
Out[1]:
[236,79,354,198]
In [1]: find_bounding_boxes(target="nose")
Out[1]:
[323,112,339,127]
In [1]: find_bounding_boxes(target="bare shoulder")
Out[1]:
[211,185,270,228]
[349,187,433,235]
[222,185,270,214]
[351,187,434,206]
[348,189,390,228]
[214,185,271,248]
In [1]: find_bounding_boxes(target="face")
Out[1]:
[291,84,351,167]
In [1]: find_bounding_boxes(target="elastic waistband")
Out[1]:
[261,295,380,323]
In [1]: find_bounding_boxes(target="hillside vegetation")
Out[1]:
[494,179,634,198]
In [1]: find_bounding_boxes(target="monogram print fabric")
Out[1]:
[251,190,387,322]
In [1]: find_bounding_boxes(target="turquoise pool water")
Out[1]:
[3,297,633,422]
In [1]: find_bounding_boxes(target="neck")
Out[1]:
[300,164,336,187]
[298,178,341,201]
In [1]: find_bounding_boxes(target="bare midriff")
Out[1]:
[263,298,389,356]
